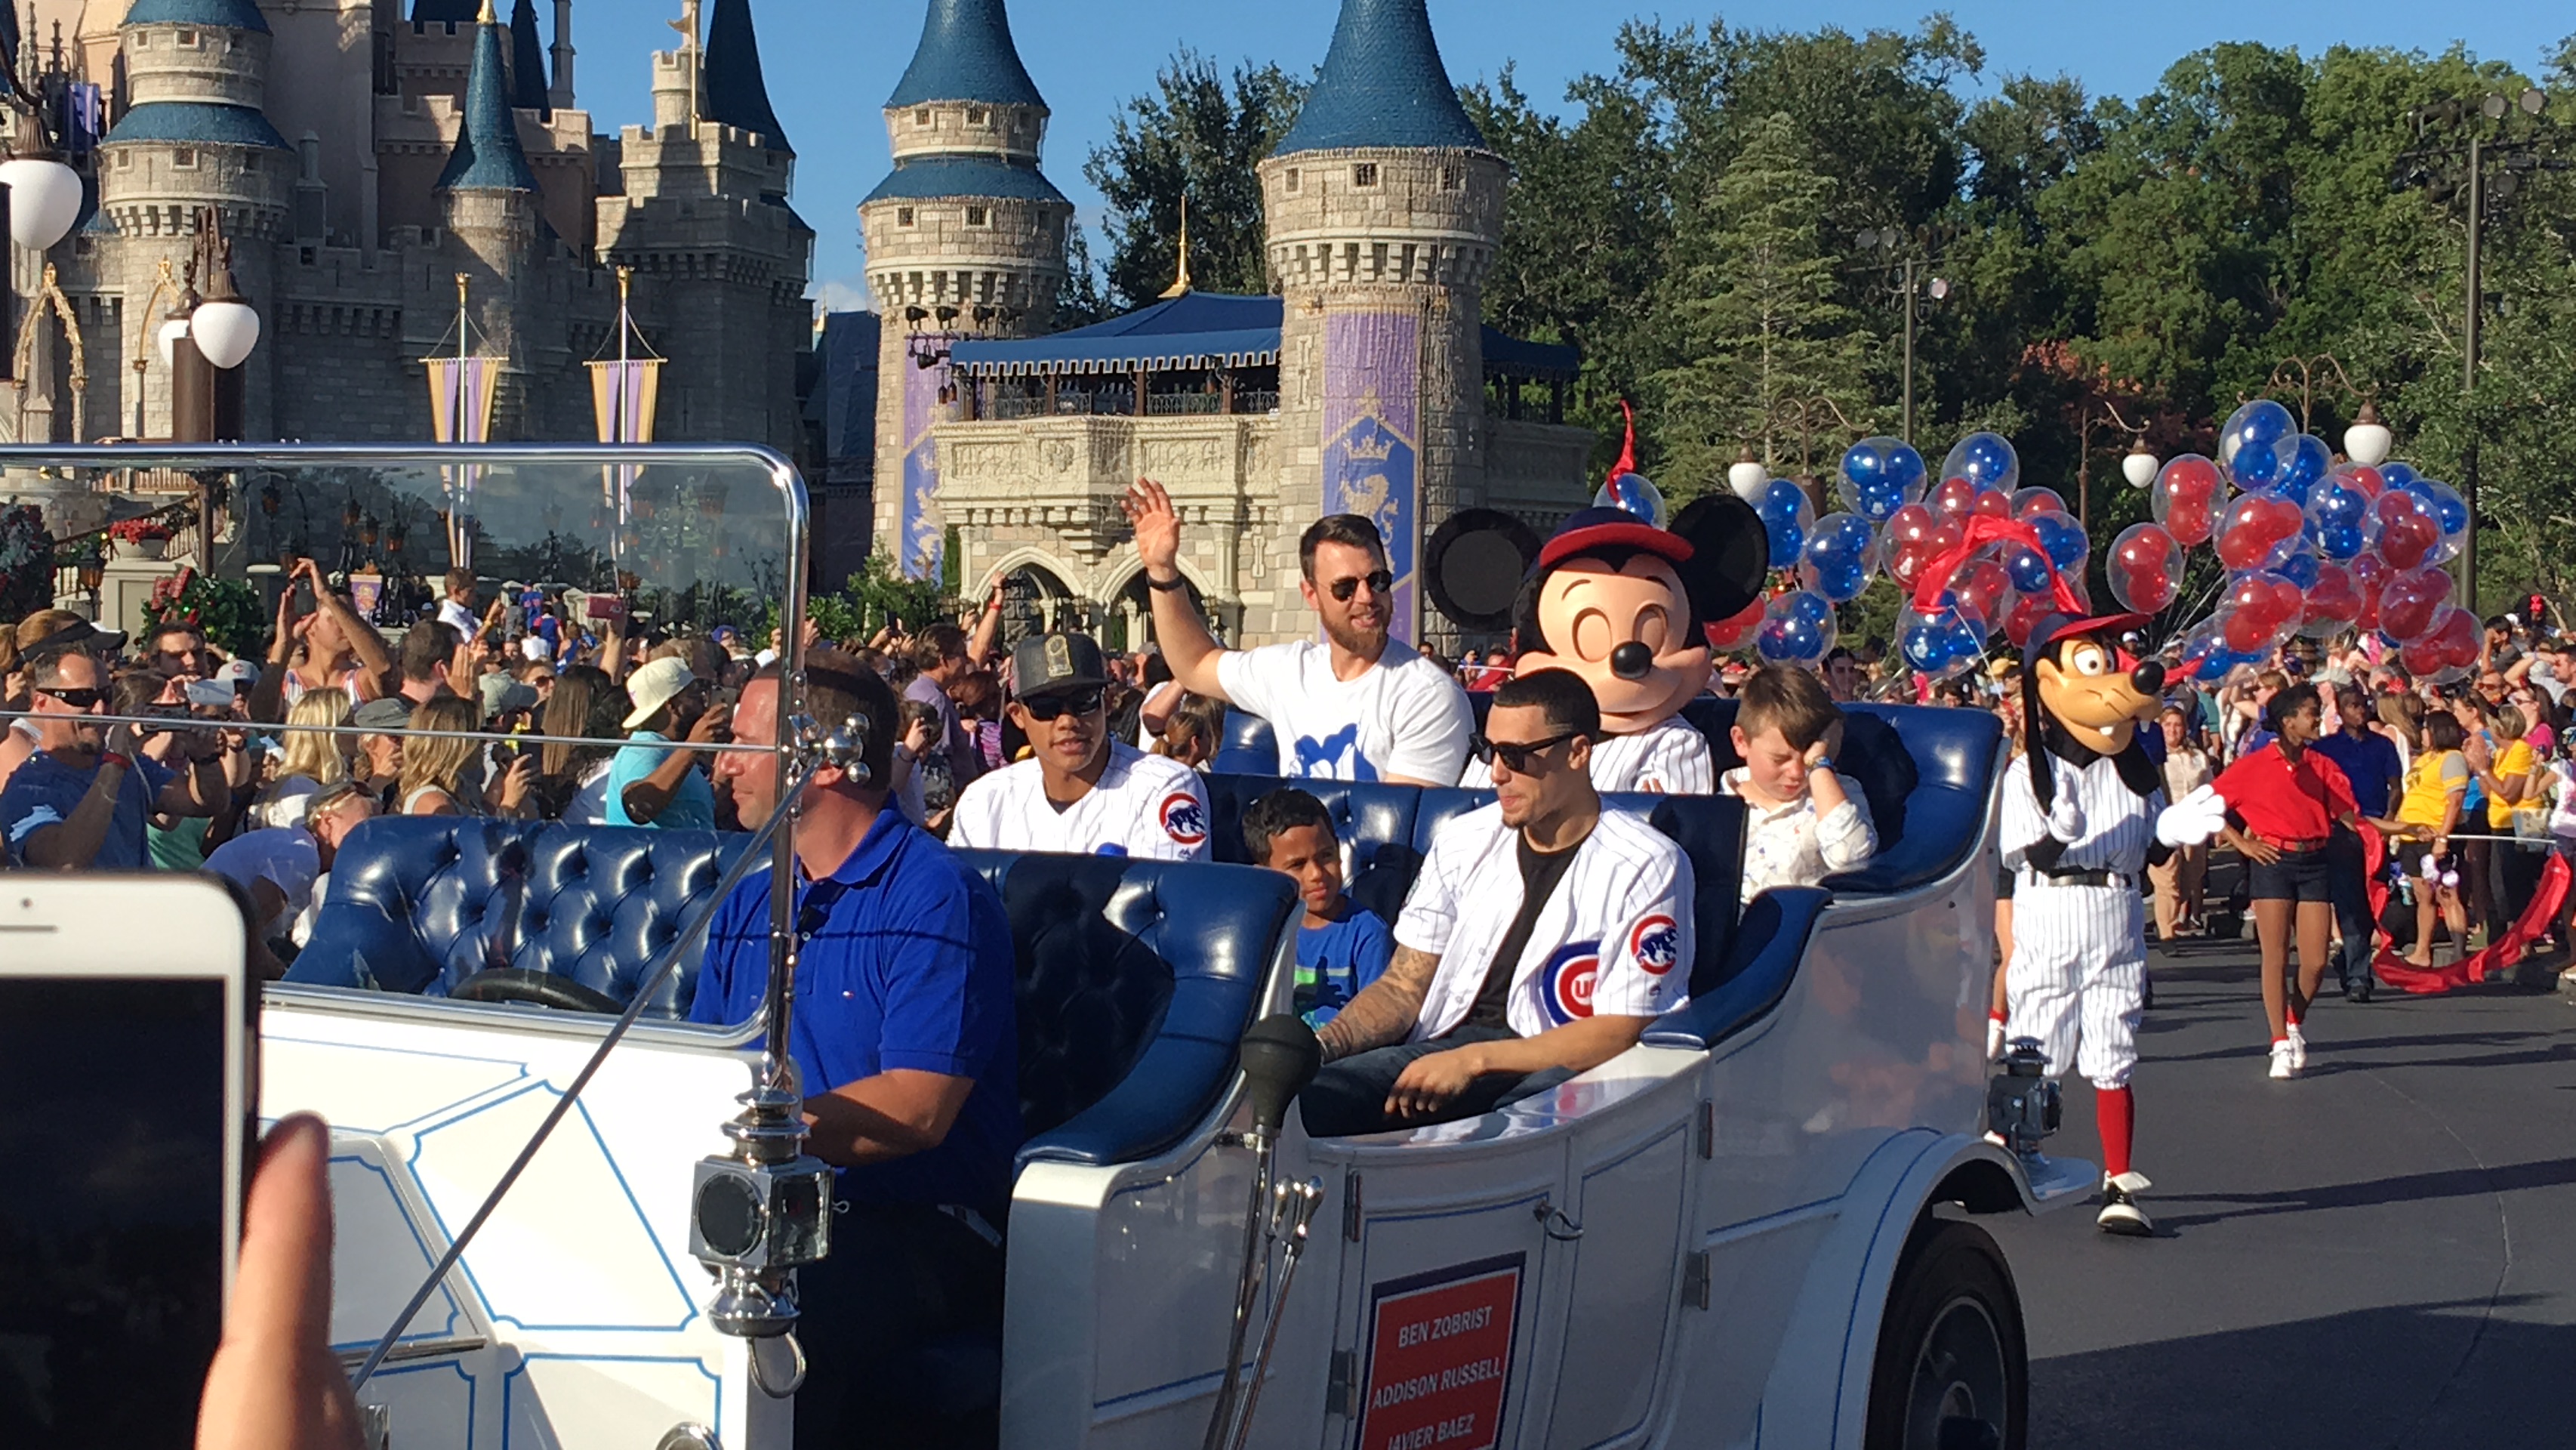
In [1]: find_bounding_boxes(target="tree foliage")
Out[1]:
[1082,52,1306,310]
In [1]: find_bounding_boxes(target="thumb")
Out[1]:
[231,1113,335,1358]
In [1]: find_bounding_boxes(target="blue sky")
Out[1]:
[572,1,2576,313]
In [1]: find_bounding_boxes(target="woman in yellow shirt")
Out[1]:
[2468,705,2541,959]
[2396,712,2469,967]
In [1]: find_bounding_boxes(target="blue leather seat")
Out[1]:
[1216,697,1999,898]
[288,818,748,1016]
[291,819,1299,1174]
[1202,774,1426,927]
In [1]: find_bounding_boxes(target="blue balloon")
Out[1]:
[1799,513,1878,603]
[1943,431,2021,492]
[2003,543,2054,595]
[2426,481,2469,537]
[1755,479,1813,571]
[2029,511,2088,571]
[1756,589,1838,666]
[2222,400,2297,487]
[1839,437,1925,522]
[1900,621,1953,674]
[2380,461,2421,493]
[2277,433,2333,496]
[1595,472,1668,528]
[2274,549,2321,591]
[2313,523,2365,561]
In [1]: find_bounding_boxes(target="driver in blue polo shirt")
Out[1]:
[689,648,1018,1449]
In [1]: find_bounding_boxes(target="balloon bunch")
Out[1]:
[1888,433,2102,680]
[2165,399,2472,686]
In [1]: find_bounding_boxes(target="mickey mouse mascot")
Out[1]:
[1450,418,1766,792]
[2004,609,2226,1236]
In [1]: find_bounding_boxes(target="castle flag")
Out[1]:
[427,354,501,566]
[588,356,661,523]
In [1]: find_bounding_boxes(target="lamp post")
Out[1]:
[1748,395,1866,504]
[2071,398,2152,536]
[0,57,82,387]
[2392,87,2562,609]
[168,208,261,443]
[1853,227,1951,446]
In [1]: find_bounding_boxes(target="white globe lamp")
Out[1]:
[2343,403,2393,467]
[189,298,261,370]
[157,316,191,369]
[0,155,82,251]
[2121,440,2159,490]
[1727,444,1770,501]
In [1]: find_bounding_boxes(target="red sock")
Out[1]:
[2286,1004,2303,1029]
[1988,1007,2007,1023]
[2096,1085,2134,1180]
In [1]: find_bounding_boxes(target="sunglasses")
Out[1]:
[1327,569,1395,603]
[1021,689,1104,721]
[39,686,105,709]
[1471,730,1578,774]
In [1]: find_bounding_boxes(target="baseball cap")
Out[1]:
[710,625,741,646]
[216,659,262,687]
[479,674,538,720]
[622,656,701,730]
[1535,506,1693,572]
[1011,632,1108,700]
[351,697,413,733]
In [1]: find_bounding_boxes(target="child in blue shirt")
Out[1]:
[1243,787,1394,1028]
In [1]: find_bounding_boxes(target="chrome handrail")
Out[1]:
[0,710,778,754]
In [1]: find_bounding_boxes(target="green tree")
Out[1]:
[1652,112,1873,495]
[1083,51,1305,310]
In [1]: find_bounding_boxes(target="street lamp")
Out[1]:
[2122,437,2160,490]
[2392,85,2562,607]
[168,209,261,442]
[1853,227,1951,446]
[2071,398,2152,534]
[2343,403,2393,467]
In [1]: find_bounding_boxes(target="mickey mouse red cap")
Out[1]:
[1536,507,1694,572]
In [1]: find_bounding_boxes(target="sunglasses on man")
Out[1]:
[1327,569,1395,603]
[38,686,106,710]
[1020,689,1104,721]
[1471,730,1578,774]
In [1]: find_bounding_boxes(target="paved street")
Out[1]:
[1991,917,2576,1448]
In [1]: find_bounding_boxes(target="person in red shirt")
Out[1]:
[2211,683,2410,1078]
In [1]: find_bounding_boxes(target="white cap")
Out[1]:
[621,657,700,730]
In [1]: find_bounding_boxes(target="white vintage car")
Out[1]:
[20,445,2089,1450]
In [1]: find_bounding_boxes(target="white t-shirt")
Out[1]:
[948,740,1212,861]
[204,826,322,939]
[436,599,480,640]
[1398,804,1695,1040]
[1217,640,1474,784]
[1459,714,1714,794]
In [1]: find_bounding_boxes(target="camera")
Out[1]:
[1984,1037,2061,1158]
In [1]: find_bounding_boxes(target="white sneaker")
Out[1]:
[2286,1024,2307,1072]
[2269,1039,2299,1079]
[1985,1017,2007,1062]
[2097,1171,2155,1236]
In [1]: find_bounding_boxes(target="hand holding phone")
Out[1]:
[195,1115,368,1450]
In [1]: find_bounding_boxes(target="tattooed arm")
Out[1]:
[1314,945,1440,1063]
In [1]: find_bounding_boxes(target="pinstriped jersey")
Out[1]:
[948,741,1212,862]
[1398,804,1696,1039]
[1459,714,1715,795]
[2000,751,2163,875]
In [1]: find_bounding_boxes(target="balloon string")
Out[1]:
[1906,514,2084,616]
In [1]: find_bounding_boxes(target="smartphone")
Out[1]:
[185,678,239,711]
[0,877,259,1448]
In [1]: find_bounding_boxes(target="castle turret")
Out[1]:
[437,0,542,430]
[701,0,787,155]
[508,0,550,116]
[1258,0,1506,640]
[99,0,294,438]
[863,0,1071,573]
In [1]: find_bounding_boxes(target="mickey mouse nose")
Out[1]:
[1610,643,1654,681]
[2130,659,2165,696]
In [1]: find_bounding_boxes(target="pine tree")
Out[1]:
[1651,112,1872,496]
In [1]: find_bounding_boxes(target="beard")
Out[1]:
[1320,609,1388,661]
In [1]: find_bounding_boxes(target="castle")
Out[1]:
[863,0,1593,650]
[1,0,810,454]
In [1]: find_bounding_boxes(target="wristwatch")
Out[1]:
[1808,756,1836,774]
[1146,572,1189,593]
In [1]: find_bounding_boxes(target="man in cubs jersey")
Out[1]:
[1300,668,1695,1136]
[948,633,1210,862]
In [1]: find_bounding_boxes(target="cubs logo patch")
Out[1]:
[1629,915,1681,976]
[1160,791,1209,847]
[1539,941,1601,1026]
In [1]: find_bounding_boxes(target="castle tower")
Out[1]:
[861,0,1071,575]
[1257,0,1505,641]
[436,0,543,430]
[98,0,294,439]
[548,0,576,110]
[595,0,811,446]
[508,0,550,116]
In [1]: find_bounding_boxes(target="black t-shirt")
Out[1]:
[1454,832,1582,1034]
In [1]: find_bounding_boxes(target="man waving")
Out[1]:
[1121,479,1473,786]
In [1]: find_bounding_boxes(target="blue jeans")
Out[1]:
[1300,1023,1574,1137]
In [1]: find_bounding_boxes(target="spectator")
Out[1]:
[1468,649,1511,692]
[203,781,379,980]
[126,670,257,872]
[690,649,1018,1450]
[1823,646,1863,704]
[1123,482,1474,785]
[2467,704,2544,961]
[532,665,624,823]
[1131,652,1182,746]
[398,696,532,818]
[948,633,1211,860]
[2313,683,2406,997]
[395,620,465,708]
[249,690,354,831]
[1718,665,1877,902]
[2,646,223,868]
[2396,712,2471,967]
[886,699,942,830]
[905,622,985,790]
[479,673,539,735]
[602,657,726,828]
[347,696,411,808]
[1243,786,1394,1029]
[1156,691,1229,770]
[253,560,396,720]
[951,669,1005,777]
[2149,705,2214,941]
[436,567,483,640]
[142,619,216,682]
[1297,668,1693,1135]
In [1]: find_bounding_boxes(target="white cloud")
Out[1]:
[806,276,872,317]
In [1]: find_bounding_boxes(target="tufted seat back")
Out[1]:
[290,817,748,1016]
[1202,774,1426,927]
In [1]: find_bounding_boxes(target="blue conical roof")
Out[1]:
[125,0,270,32]
[1275,0,1486,155]
[703,0,790,153]
[437,13,539,192]
[508,0,550,115]
[886,0,1043,111]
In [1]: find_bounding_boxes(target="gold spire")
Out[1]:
[478,0,497,23]
[1158,195,1193,299]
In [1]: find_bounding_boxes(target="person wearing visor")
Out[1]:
[948,633,1212,861]
[1297,668,1695,1136]
[605,656,729,829]
[1121,481,1474,785]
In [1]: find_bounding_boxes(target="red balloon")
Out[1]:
[2375,496,2439,571]
[1887,520,1964,589]
[1945,557,2014,622]
[2300,562,2362,636]
[1968,489,2014,520]
[1706,594,1765,652]
[2353,553,2390,633]
[2337,463,2385,501]
[2158,455,2226,547]
[1929,476,1982,522]
[2429,605,2482,668]
[2004,592,2057,649]
[2226,572,2301,629]
[1886,501,1942,548]
[2377,566,2451,644]
[2215,494,2303,572]
[2223,607,2279,652]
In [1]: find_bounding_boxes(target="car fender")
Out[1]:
[1753,1131,2093,1448]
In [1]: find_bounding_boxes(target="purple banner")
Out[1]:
[1322,310,1422,640]
[897,335,957,579]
